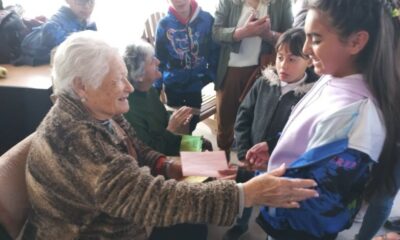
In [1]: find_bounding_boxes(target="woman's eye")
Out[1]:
[312,38,321,45]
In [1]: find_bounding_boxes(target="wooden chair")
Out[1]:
[141,12,166,47]
[0,133,34,239]
[199,90,216,121]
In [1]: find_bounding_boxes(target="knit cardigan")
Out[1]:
[22,94,239,239]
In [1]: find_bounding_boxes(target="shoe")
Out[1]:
[222,225,248,240]
[384,218,400,232]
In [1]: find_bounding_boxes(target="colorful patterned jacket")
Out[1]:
[154,1,219,93]
[258,75,386,239]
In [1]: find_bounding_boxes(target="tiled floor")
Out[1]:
[193,117,400,240]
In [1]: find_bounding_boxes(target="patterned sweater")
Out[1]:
[22,94,239,239]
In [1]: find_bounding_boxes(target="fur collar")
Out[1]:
[260,66,315,96]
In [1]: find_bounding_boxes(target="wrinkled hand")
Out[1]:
[201,137,213,151]
[167,107,193,133]
[167,158,183,180]
[243,164,318,208]
[246,142,269,169]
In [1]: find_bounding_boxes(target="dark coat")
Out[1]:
[234,68,317,161]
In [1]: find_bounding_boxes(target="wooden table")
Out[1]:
[0,64,53,154]
[0,64,52,89]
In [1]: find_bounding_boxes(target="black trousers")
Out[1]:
[149,223,207,240]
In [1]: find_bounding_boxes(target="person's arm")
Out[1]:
[96,153,241,227]
[95,148,317,228]
[234,79,260,161]
[212,0,237,44]
[41,22,68,49]
[131,113,182,156]
[204,16,220,84]
[119,110,182,156]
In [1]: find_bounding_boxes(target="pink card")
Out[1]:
[180,151,228,177]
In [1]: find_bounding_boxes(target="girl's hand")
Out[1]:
[245,142,270,169]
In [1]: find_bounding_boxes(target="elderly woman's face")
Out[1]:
[83,56,133,120]
[142,56,161,84]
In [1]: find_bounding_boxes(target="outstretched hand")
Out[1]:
[245,142,270,169]
[243,164,319,208]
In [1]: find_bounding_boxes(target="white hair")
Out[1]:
[52,30,119,99]
[123,40,154,83]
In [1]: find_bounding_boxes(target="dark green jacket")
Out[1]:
[125,87,182,156]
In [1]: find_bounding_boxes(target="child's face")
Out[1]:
[275,44,310,84]
[168,0,191,12]
[66,0,95,21]
[303,9,357,78]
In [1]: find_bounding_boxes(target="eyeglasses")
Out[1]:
[74,0,95,6]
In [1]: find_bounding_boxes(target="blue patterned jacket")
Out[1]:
[257,99,385,239]
[153,6,219,93]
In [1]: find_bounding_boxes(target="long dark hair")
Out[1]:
[308,0,400,197]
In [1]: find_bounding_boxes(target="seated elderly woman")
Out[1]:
[123,40,210,156]
[21,31,318,239]
[123,33,211,240]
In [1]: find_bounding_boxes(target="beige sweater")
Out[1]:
[22,95,239,239]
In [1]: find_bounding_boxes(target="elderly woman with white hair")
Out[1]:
[22,31,318,239]
[123,40,209,157]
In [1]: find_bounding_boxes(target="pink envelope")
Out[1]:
[180,151,228,177]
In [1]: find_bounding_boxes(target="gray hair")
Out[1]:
[123,40,154,83]
[52,30,119,99]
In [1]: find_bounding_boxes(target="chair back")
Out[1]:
[141,12,166,46]
[0,133,33,238]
